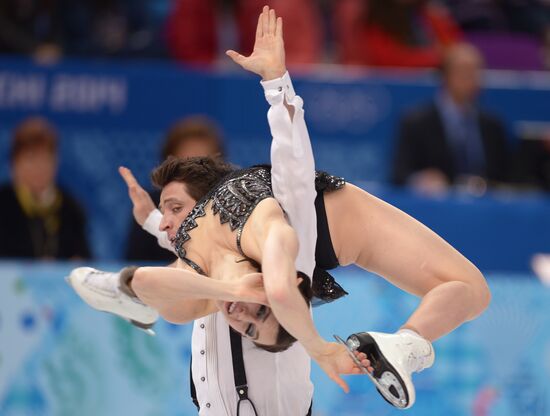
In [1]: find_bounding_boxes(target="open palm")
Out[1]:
[226,6,286,81]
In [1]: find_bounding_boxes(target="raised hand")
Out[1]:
[226,6,286,81]
[119,166,156,226]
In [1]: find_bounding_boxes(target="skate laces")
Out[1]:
[402,335,433,373]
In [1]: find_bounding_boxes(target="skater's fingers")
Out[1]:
[331,374,349,393]
[119,166,140,188]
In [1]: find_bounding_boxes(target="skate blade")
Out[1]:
[333,334,408,409]
[334,334,376,377]
[126,318,156,336]
[140,327,156,336]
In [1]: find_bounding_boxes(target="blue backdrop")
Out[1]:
[0,58,549,269]
[0,262,549,415]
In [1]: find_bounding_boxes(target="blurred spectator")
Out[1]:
[0,117,90,259]
[61,0,168,59]
[444,0,508,32]
[333,0,365,64]
[166,0,218,64]
[444,0,550,70]
[235,0,323,65]
[0,0,63,63]
[445,0,550,37]
[334,0,462,67]
[513,129,550,191]
[125,116,226,262]
[392,43,510,195]
[0,0,168,61]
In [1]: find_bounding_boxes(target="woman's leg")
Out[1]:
[325,184,491,342]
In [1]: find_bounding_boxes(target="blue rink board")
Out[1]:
[0,262,549,415]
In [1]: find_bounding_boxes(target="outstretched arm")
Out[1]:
[227,5,317,282]
[131,266,267,324]
[243,199,357,392]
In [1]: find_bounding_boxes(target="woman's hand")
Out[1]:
[226,6,286,81]
[119,166,156,226]
[236,272,269,305]
[308,341,373,393]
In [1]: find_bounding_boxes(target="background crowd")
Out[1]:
[1,0,549,69]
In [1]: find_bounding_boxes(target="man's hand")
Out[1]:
[309,342,373,393]
[226,6,286,81]
[236,272,269,305]
[119,166,156,226]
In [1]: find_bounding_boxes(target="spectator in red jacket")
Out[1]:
[235,0,323,66]
[166,0,218,65]
[335,0,462,68]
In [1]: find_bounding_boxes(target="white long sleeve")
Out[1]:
[261,72,317,279]
[142,209,175,254]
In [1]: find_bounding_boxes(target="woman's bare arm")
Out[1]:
[241,198,353,391]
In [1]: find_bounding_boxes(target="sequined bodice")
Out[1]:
[173,166,346,297]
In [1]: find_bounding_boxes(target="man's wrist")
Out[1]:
[261,71,296,103]
[261,67,287,82]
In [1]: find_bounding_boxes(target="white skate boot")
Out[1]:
[67,267,159,335]
[335,330,434,409]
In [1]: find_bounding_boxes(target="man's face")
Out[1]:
[445,46,483,105]
[216,300,280,345]
[159,181,197,242]
[12,147,57,195]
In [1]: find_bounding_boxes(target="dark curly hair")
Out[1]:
[151,156,234,200]
[254,271,313,353]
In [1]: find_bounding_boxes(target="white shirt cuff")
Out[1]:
[143,209,163,235]
[260,71,296,103]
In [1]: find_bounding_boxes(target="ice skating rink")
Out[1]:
[1,263,548,416]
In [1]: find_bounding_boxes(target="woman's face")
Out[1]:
[216,300,280,345]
